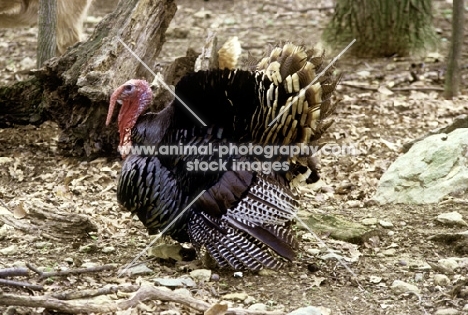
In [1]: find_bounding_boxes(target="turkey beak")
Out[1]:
[106,85,127,126]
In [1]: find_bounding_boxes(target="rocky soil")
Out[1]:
[0,0,468,314]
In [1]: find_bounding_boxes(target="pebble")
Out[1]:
[81,262,99,268]
[438,258,459,273]
[35,242,49,249]
[233,271,243,278]
[248,303,268,311]
[222,292,248,301]
[301,233,315,241]
[0,245,18,255]
[369,276,382,283]
[346,200,361,208]
[391,280,420,294]
[433,308,460,315]
[414,273,424,282]
[463,304,468,311]
[307,248,321,256]
[125,264,153,276]
[101,246,115,253]
[433,274,450,286]
[244,296,256,305]
[379,220,394,228]
[362,218,378,225]
[20,57,35,69]
[153,277,196,288]
[436,211,468,227]
[64,257,74,264]
[210,274,220,282]
[287,306,323,315]
[189,269,211,282]
[382,248,396,256]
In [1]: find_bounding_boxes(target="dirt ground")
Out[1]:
[1,0,468,314]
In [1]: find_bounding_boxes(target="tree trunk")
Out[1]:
[37,0,57,67]
[443,0,464,99]
[0,0,177,157]
[321,0,438,57]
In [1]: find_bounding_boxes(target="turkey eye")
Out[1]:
[124,85,133,91]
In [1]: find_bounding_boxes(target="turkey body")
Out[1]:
[107,43,339,271]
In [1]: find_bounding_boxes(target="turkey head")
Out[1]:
[106,79,153,153]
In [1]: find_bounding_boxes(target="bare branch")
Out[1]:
[0,284,284,314]
[0,267,29,278]
[0,279,43,291]
[51,285,139,300]
[39,264,117,279]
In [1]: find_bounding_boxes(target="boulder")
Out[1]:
[374,128,468,204]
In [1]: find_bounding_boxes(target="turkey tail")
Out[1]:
[251,43,339,146]
[188,174,298,271]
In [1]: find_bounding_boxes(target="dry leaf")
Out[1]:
[13,201,27,219]
[204,303,228,315]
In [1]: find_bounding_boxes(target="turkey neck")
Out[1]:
[131,105,175,146]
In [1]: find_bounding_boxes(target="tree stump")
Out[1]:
[0,0,177,157]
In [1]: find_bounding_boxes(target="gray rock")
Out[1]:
[0,245,17,255]
[434,308,460,315]
[222,292,248,301]
[101,246,115,253]
[382,248,396,256]
[189,269,211,282]
[125,264,153,276]
[436,211,468,227]
[433,274,450,286]
[438,258,459,273]
[379,220,394,228]
[244,296,256,305]
[35,242,49,249]
[287,306,322,315]
[414,273,424,282]
[248,303,268,311]
[80,262,99,268]
[153,277,196,288]
[307,248,321,256]
[391,280,420,294]
[374,129,468,204]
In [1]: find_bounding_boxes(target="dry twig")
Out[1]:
[0,279,43,291]
[26,263,117,279]
[51,285,140,300]
[0,284,284,314]
[0,267,29,278]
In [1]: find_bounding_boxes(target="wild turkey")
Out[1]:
[106,43,339,271]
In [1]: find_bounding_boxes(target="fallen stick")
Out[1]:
[0,279,43,291]
[51,285,139,300]
[26,263,117,279]
[0,267,29,278]
[0,284,284,315]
